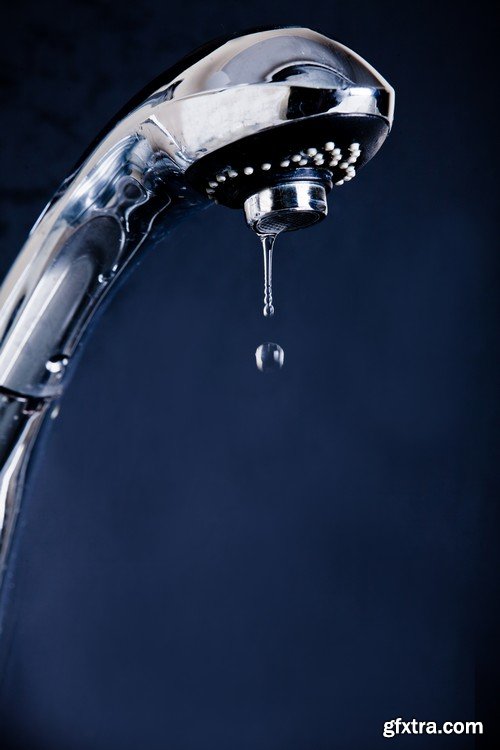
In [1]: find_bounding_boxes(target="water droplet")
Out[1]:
[255,342,284,372]
[50,404,60,420]
[261,234,276,317]
[99,269,116,283]
[45,355,68,375]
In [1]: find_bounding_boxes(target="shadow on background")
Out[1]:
[0,1,497,748]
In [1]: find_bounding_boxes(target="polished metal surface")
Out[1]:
[244,182,328,234]
[0,27,393,401]
[0,26,394,607]
[0,393,50,583]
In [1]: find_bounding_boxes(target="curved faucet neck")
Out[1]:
[0,25,395,619]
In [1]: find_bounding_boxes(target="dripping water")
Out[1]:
[261,233,276,317]
[255,342,284,372]
[256,233,285,372]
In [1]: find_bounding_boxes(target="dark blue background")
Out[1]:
[0,1,498,748]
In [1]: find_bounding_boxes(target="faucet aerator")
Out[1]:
[244,182,327,235]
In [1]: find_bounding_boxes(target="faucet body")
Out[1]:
[0,27,394,600]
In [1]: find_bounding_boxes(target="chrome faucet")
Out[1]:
[0,27,394,601]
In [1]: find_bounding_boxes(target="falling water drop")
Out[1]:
[255,234,284,371]
[261,233,276,317]
[255,342,284,373]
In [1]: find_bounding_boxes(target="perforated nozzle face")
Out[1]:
[186,114,389,212]
[244,182,327,235]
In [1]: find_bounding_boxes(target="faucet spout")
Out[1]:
[0,26,394,608]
